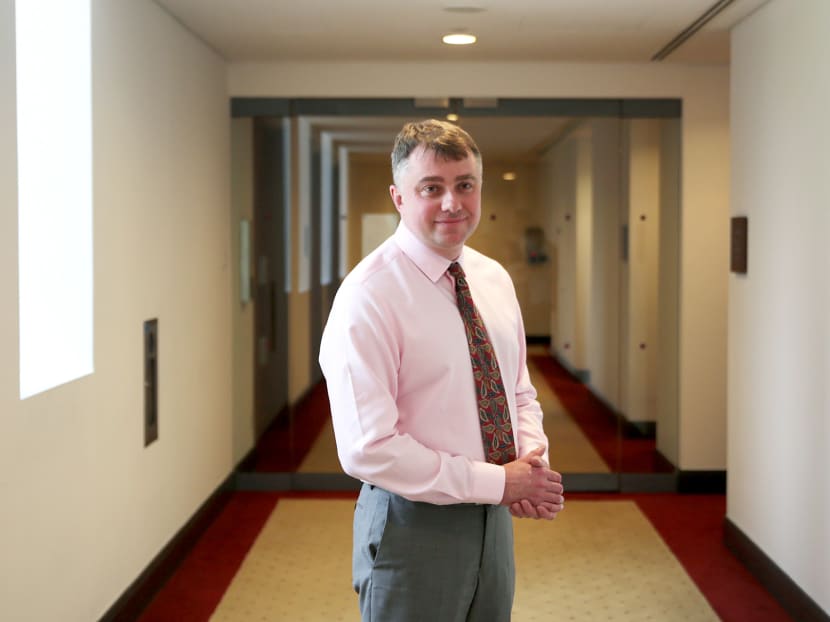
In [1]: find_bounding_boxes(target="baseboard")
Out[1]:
[621,419,657,439]
[619,472,677,493]
[235,443,259,472]
[552,353,591,384]
[99,472,235,622]
[676,470,726,494]
[235,471,362,491]
[526,335,551,345]
[724,519,829,622]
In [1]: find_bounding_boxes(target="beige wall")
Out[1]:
[228,58,732,471]
[621,120,661,425]
[588,119,622,408]
[541,119,672,434]
[729,0,829,613]
[347,155,393,270]
[656,119,681,464]
[0,1,231,620]
[346,153,549,335]
[470,160,549,337]
[541,129,588,369]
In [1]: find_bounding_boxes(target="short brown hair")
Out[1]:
[391,119,482,184]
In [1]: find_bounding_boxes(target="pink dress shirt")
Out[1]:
[319,223,548,505]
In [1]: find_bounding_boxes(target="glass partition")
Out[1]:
[231,99,681,492]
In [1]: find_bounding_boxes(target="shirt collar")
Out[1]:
[393,222,465,283]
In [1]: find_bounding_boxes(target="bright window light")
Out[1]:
[16,0,94,399]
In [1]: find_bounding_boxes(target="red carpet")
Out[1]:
[136,491,794,622]
[136,492,277,622]
[583,493,794,622]
[529,354,675,473]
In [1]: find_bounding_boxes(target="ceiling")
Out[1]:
[153,0,769,64]
[152,0,768,160]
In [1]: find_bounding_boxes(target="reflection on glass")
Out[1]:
[235,109,681,490]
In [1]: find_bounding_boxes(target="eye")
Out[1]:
[420,184,441,195]
[458,181,475,192]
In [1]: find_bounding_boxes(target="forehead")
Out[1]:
[404,145,480,179]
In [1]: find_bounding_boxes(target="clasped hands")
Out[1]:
[500,447,564,520]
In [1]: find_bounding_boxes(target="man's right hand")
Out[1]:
[500,447,564,520]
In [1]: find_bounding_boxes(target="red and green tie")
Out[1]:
[449,262,517,465]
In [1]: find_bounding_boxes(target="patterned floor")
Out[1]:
[208,499,718,621]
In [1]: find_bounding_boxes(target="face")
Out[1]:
[389,145,482,260]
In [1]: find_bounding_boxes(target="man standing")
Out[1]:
[319,119,564,621]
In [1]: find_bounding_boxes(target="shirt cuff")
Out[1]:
[469,460,506,505]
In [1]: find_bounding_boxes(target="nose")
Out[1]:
[441,190,460,212]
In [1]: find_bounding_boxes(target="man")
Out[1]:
[319,119,564,621]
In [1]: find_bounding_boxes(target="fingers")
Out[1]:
[512,493,565,521]
[509,501,530,518]
[510,501,542,519]
[502,458,564,506]
[520,446,546,466]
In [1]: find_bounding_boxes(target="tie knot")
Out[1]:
[448,262,465,280]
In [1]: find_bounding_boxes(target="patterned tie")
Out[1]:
[449,262,517,465]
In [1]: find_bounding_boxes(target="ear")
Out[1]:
[389,184,404,214]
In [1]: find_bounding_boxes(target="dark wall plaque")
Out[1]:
[731,217,748,274]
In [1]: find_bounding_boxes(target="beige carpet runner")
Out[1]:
[209,499,718,621]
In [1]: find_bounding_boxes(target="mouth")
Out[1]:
[435,215,467,224]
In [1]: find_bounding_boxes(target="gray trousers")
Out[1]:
[353,483,515,622]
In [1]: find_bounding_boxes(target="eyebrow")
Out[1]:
[418,174,479,184]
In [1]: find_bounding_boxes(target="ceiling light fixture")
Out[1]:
[443,6,486,13]
[446,113,460,122]
[502,172,517,181]
[442,32,477,45]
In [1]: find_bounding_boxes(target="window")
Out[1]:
[16,0,93,398]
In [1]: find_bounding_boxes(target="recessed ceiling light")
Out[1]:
[502,172,517,181]
[443,33,477,45]
[446,113,460,122]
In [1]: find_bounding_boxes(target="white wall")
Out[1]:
[0,1,231,619]
[229,60,731,471]
[729,0,829,613]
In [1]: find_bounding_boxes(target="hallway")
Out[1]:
[136,495,793,620]
[4,2,829,620]
[133,358,793,622]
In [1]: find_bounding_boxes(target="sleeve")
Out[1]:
[511,288,551,466]
[318,282,505,505]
